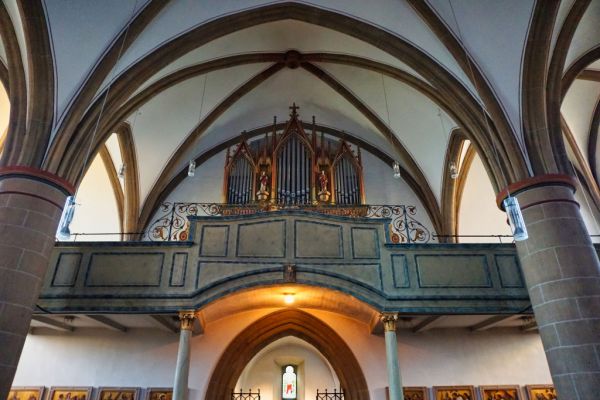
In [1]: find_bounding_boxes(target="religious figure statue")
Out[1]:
[319,170,328,193]
[256,170,270,201]
[317,169,330,202]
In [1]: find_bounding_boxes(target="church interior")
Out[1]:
[1,1,600,400]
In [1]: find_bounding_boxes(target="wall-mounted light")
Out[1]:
[118,163,126,178]
[56,196,76,241]
[503,196,528,241]
[392,161,401,179]
[188,160,196,177]
[449,161,458,180]
[283,293,295,305]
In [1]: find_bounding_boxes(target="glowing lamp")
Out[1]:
[392,161,401,179]
[283,293,295,305]
[503,196,528,241]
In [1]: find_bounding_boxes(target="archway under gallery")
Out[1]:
[204,308,370,400]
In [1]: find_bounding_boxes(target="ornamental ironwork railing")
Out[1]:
[316,389,344,400]
[231,389,260,400]
[147,202,432,243]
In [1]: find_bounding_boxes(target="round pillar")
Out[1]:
[173,311,196,400]
[498,174,600,398]
[0,167,72,400]
[381,313,403,400]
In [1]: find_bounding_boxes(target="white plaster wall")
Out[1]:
[458,153,511,242]
[68,155,121,241]
[0,83,9,140]
[15,309,551,400]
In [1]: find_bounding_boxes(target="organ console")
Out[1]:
[223,104,364,206]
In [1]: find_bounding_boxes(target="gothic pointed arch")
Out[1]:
[205,308,370,400]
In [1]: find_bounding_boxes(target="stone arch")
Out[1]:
[46,1,528,192]
[204,308,370,400]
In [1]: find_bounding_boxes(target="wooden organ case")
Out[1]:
[223,105,365,206]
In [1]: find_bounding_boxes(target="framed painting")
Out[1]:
[525,385,557,400]
[433,386,475,400]
[385,386,430,400]
[143,389,172,400]
[403,387,429,400]
[48,387,92,400]
[479,386,522,400]
[95,388,141,400]
[7,387,45,400]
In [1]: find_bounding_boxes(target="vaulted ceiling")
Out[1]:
[0,0,599,236]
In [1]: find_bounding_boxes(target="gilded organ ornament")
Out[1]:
[223,104,364,206]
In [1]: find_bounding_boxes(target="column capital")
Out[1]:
[496,174,576,210]
[380,312,399,332]
[178,311,197,331]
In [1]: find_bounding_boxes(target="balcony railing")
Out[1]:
[231,389,260,400]
[146,202,433,243]
[316,389,344,400]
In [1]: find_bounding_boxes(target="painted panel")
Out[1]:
[391,254,410,288]
[351,227,379,259]
[170,253,188,287]
[197,261,280,288]
[294,220,343,259]
[236,220,286,258]
[85,253,164,287]
[495,254,524,288]
[416,254,491,288]
[52,253,82,287]
[199,225,229,257]
[298,263,382,290]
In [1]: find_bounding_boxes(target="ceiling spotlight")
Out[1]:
[283,293,295,305]
[188,160,196,177]
[392,161,401,179]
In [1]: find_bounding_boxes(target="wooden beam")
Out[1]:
[469,315,517,332]
[31,316,75,332]
[412,316,442,333]
[149,315,179,334]
[86,315,128,333]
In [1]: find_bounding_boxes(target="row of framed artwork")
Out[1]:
[390,385,556,400]
[7,387,171,400]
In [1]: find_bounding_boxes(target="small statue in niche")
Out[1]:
[256,170,270,201]
[317,169,330,202]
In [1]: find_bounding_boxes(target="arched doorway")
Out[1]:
[205,309,370,400]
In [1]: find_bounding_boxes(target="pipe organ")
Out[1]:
[223,104,364,206]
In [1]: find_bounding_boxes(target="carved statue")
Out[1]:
[319,170,328,193]
[256,171,270,201]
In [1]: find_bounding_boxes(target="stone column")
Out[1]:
[173,311,196,400]
[381,313,403,400]
[497,174,600,399]
[0,168,72,400]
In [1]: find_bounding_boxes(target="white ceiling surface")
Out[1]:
[43,0,147,125]
[98,0,478,102]
[172,67,400,189]
[317,62,455,202]
[561,79,600,165]
[550,0,577,54]
[589,59,600,70]
[130,20,427,100]
[564,0,600,72]
[426,0,536,144]
[130,63,270,202]
[3,0,28,97]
